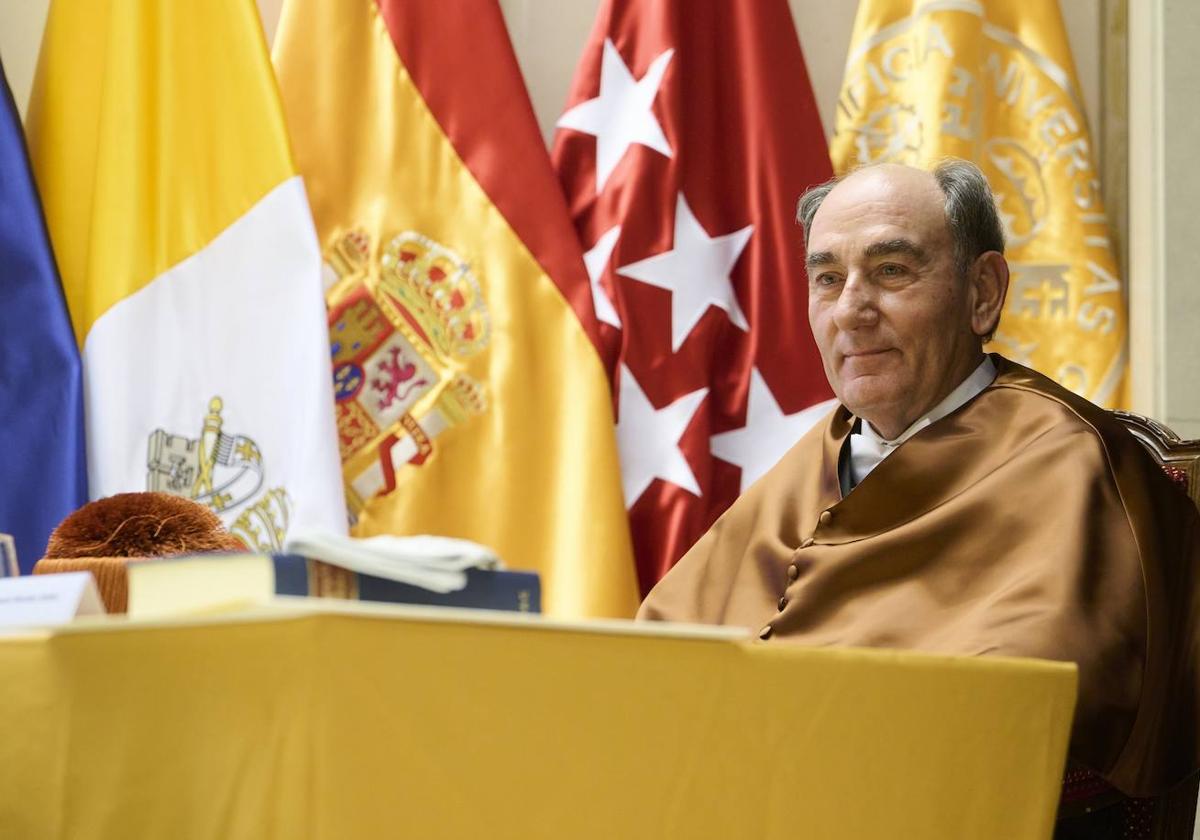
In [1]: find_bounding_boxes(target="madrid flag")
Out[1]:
[27,0,346,550]
[832,0,1128,408]
[554,1,836,593]
[273,0,638,617]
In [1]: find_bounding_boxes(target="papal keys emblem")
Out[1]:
[146,396,291,552]
[323,229,491,520]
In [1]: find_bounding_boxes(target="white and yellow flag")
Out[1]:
[27,0,346,548]
[832,0,1127,408]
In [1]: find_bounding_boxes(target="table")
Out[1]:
[0,599,1076,839]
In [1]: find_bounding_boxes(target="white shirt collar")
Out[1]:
[845,356,997,490]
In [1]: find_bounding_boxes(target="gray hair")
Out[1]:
[796,159,1006,277]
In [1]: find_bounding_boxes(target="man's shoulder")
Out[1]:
[984,352,1123,432]
[987,355,1133,452]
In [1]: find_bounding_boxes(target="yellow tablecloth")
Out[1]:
[0,600,1075,839]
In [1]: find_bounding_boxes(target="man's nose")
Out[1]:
[832,272,878,331]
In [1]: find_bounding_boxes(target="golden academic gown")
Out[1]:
[639,355,1200,797]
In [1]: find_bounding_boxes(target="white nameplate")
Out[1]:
[0,572,105,628]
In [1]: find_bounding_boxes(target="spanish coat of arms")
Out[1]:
[323,229,491,519]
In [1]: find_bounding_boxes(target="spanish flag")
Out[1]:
[831,0,1127,408]
[26,0,347,548]
[273,0,638,617]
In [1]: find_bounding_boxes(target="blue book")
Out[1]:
[271,554,540,613]
[0,59,87,573]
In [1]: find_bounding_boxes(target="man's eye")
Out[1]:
[815,273,840,287]
[879,263,905,276]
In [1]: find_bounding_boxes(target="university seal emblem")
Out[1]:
[831,4,1127,406]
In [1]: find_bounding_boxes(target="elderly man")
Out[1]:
[638,161,1200,807]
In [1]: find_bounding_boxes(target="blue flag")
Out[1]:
[0,61,86,573]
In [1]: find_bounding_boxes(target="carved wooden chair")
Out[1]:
[1117,411,1200,504]
[1056,412,1200,840]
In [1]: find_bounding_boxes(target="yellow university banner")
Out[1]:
[273,0,638,617]
[831,0,1127,408]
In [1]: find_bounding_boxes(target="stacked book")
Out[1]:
[35,533,540,617]
[274,532,539,613]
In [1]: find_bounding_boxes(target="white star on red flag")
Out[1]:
[615,364,707,506]
[711,369,838,493]
[583,226,623,329]
[618,193,752,352]
[555,39,674,193]
[553,2,833,592]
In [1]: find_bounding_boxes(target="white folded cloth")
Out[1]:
[282,531,502,593]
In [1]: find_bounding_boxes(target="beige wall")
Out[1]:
[1129,0,1200,439]
[0,0,47,113]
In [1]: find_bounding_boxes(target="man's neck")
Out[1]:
[840,356,998,495]
[868,350,988,439]
[864,353,991,443]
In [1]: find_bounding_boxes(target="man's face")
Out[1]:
[805,165,983,439]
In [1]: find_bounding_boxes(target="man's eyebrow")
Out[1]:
[804,251,836,269]
[862,238,928,262]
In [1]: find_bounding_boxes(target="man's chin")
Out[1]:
[837,380,904,420]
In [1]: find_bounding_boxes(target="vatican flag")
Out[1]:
[832,0,1127,408]
[26,0,347,549]
[273,0,638,617]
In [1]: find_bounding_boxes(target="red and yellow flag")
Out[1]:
[831,0,1127,408]
[273,0,637,617]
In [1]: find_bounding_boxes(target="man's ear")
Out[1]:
[970,251,1009,339]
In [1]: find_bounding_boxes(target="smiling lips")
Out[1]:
[842,348,893,359]
[840,348,895,373]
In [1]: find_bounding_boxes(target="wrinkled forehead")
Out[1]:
[809,166,949,255]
